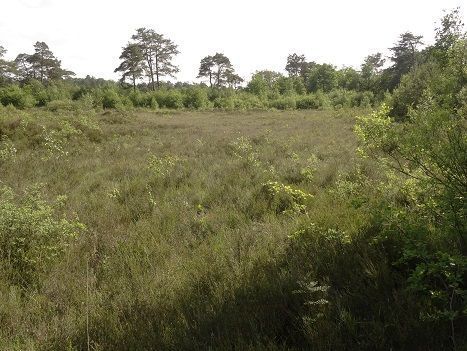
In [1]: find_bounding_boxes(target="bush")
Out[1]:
[22,81,72,107]
[260,181,312,214]
[143,93,159,109]
[155,90,184,109]
[46,99,77,112]
[0,86,36,109]
[213,96,235,110]
[23,80,49,106]
[329,89,357,109]
[0,186,85,288]
[102,89,122,109]
[128,90,144,107]
[357,91,374,108]
[236,93,265,109]
[296,95,319,109]
[269,96,297,110]
[183,87,210,109]
[76,93,95,110]
[314,90,332,109]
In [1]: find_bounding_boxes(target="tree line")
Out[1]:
[0,7,464,115]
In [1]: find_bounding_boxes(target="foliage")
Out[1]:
[197,53,242,88]
[261,181,312,214]
[114,43,145,89]
[356,93,466,349]
[183,86,210,109]
[269,96,297,110]
[154,89,184,109]
[131,27,180,90]
[0,85,35,108]
[0,186,84,288]
[101,88,123,109]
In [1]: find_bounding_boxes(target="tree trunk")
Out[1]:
[155,53,160,89]
[147,55,155,91]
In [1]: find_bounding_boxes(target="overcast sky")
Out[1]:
[0,0,465,83]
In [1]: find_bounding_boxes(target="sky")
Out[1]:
[0,0,465,83]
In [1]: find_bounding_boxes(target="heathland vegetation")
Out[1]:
[0,7,466,351]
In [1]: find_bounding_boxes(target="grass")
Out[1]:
[1,107,417,350]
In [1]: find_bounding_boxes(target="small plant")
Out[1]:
[294,279,330,327]
[41,121,81,160]
[402,251,467,349]
[229,136,260,167]
[0,135,17,162]
[300,154,320,182]
[0,186,85,288]
[261,180,312,214]
[147,154,181,178]
[108,186,121,200]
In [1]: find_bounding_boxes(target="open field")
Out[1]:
[0,108,375,349]
[0,106,464,350]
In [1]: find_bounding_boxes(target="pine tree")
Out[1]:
[114,43,145,90]
[131,28,179,90]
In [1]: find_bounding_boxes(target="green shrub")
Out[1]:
[237,94,265,109]
[127,91,158,109]
[155,90,184,109]
[128,90,144,107]
[314,90,332,109]
[357,91,374,108]
[0,186,85,288]
[102,89,122,109]
[213,96,235,110]
[329,89,357,108]
[0,86,36,109]
[269,96,297,110]
[183,87,210,109]
[0,135,17,162]
[77,93,95,110]
[144,93,159,109]
[260,181,312,214]
[46,99,77,112]
[24,80,49,106]
[296,95,319,109]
